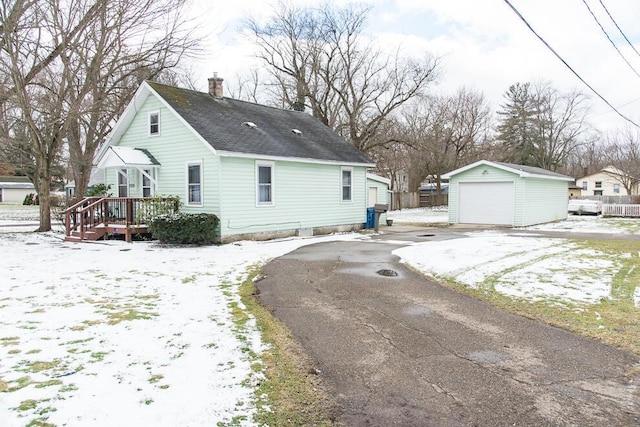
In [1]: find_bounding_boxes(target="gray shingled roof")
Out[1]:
[148,81,373,165]
[495,162,572,179]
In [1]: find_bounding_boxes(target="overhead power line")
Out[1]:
[598,0,640,60]
[502,0,640,129]
[582,0,640,81]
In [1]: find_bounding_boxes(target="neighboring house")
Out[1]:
[94,78,375,242]
[576,166,639,196]
[366,173,390,224]
[442,160,573,227]
[0,176,35,203]
[65,167,106,199]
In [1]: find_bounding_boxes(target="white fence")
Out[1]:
[602,204,640,217]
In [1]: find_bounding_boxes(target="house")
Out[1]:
[442,160,573,227]
[0,176,35,203]
[575,166,638,196]
[92,77,375,242]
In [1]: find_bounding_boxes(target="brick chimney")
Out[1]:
[208,73,224,97]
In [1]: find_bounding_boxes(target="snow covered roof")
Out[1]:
[96,146,160,169]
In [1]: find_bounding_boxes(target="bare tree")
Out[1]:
[245,2,440,153]
[64,0,199,200]
[0,0,199,230]
[602,127,640,194]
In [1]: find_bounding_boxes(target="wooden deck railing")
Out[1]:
[602,204,640,217]
[64,197,179,242]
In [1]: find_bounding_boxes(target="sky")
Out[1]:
[1,206,638,425]
[187,0,640,134]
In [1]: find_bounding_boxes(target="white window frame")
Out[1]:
[141,169,153,197]
[613,183,620,194]
[581,181,587,190]
[186,161,203,206]
[149,111,160,136]
[256,161,275,206]
[341,167,353,203]
[118,169,128,197]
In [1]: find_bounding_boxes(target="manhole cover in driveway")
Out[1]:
[376,269,398,277]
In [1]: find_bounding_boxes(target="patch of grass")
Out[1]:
[182,275,196,284]
[8,349,21,354]
[238,267,341,426]
[27,360,62,373]
[90,352,108,362]
[0,379,7,392]
[59,383,78,393]
[1,336,20,346]
[7,376,32,392]
[16,399,38,411]
[148,374,164,383]
[105,308,158,325]
[34,380,62,389]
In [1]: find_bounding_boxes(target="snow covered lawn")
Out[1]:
[394,231,620,305]
[0,228,364,427]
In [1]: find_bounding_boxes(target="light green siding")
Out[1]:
[104,95,221,215]
[448,164,568,226]
[219,157,368,237]
[520,178,568,225]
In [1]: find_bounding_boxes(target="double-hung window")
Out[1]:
[118,169,128,197]
[187,162,202,205]
[341,167,352,202]
[256,162,274,205]
[142,169,152,197]
[149,112,160,136]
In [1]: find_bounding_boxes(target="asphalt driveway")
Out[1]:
[257,229,640,426]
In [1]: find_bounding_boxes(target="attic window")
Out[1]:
[291,128,302,136]
[243,121,258,129]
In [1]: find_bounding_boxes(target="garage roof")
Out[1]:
[442,160,573,182]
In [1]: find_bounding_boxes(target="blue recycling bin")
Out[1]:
[366,207,375,229]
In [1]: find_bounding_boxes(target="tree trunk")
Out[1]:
[36,170,52,232]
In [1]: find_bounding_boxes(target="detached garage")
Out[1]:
[442,160,573,227]
[0,176,35,203]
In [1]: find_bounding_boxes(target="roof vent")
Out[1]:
[291,128,302,136]
[243,121,257,129]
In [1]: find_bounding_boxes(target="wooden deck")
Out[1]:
[64,197,179,242]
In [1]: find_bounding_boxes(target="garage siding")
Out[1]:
[522,178,569,225]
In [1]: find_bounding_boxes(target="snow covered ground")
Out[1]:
[0,205,367,426]
[1,205,638,425]
[387,207,448,224]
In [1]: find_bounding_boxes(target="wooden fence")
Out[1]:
[390,192,448,210]
[602,204,640,217]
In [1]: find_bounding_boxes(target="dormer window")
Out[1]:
[149,112,160,136]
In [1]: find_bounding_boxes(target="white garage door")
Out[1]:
[458,182,514,225]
